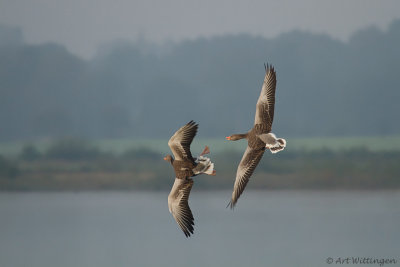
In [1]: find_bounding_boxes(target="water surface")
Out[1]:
[1,191,399,267]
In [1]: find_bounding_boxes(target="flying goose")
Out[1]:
[164,120,216,237]
[226,64,286,209]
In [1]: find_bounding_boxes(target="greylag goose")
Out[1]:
[226,64,286,209]
[164,120,216,237]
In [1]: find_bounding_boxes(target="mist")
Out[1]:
[1,20,400,141]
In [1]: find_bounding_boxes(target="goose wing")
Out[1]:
[168,120,198,161]
[254,64,277,131]
[168,178,195,237]
[228,146,265,209]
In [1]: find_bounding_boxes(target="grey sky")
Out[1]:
[1,0,400,58]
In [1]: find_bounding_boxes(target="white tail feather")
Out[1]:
[278,138,287,147]
[268,138,287,154]
[194,156,215,175]
[204,162,214,175]
[270,146,285,154]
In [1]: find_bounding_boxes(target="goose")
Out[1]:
[226,64,286,209]
[164,120,216,237]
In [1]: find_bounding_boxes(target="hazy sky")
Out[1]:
[1,0,400,58]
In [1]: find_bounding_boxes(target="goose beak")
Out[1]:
[226,136,231,140]
[163,157,168,161]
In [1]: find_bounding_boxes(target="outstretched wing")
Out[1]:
[254,64,277,131]
[168,120,198,161]
[168,178,195,237]
[228,146,265,209]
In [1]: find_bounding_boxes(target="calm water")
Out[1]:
[0,191,399,267]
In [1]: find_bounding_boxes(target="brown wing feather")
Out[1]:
[228,146,265,209]
[254,64,277,131]
[168,178,195,237]
[168,120,198,161]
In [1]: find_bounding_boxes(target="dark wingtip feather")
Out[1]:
[226,200,236,210]
[190,120,197,124]
[187,120,199,131]
[264,62,275,73]
[183,227,194,238]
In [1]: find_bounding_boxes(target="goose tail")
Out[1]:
[194,156,216,175]
[270,138,286,154]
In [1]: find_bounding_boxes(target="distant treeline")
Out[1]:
[1,138,399,191]
[1,20,400,141]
